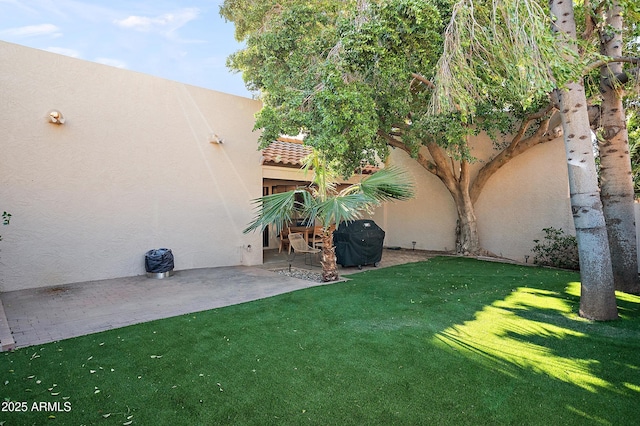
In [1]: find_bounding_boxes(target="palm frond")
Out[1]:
[244,158,414,236]
[302,150,339,200]
[314,193,374,227]
[352,166,415,202]
[243,189,311,234]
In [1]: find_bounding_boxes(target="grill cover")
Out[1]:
[333,220,385,268]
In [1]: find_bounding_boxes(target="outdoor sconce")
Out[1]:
[209,133,224,144]
[48,110,65,124]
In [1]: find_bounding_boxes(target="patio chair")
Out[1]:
[288,232,321,267]
[311,226,324,248]
[279,228,291,254]
[311,224,335,248]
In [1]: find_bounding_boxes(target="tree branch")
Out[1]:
[510,103,555,149]
[459,156,470,188]
[469,106,559,204]
[426,142,459,192]
[583,56,640,75]
[582,0,596,39]
[411,72,435,89]
[376,130,437,175]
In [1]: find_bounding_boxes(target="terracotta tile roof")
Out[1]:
[359,164,379,175]
[261,138,379,174]
[261,139,312,168]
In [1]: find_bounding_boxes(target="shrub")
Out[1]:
[532,227,579,270]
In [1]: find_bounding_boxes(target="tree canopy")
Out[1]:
[222,0,638,159]
[222,0,639,285]
[221,0,600,164]
[222,0,457,175]
[221,0,576,255]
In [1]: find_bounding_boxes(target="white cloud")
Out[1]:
[113,8,200,38]
[45,46,81,58]
[115,15,154,32]
[0,24,61,38]
[94,57,127,69]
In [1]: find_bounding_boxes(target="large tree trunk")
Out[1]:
[320,230,339,282]
[379,132,496,255]
[597,0,640,294]
[425,143,482,255]
[383,122,557,257]
[453,186,480,255]
[550,0,618,320]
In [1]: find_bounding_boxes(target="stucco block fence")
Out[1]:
[0,41,263,292]
[1,40,639,294]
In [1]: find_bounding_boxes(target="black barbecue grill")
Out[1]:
[333,219,385,269]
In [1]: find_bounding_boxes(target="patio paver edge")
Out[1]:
[0,296,16,351]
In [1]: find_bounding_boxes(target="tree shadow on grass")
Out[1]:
[432,272,640,422]
[340,256,640,422]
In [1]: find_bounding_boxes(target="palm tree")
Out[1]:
[243,152,415,282]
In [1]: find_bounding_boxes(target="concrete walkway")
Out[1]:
[0,248,439,351]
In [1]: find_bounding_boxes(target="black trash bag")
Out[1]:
[145,248,174,273]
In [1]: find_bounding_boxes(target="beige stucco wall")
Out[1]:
[261,132,579,264]
[371,149,458,251]
[2,41,636,291]
[0,41,263,291]
[473,135,575,262]
[373,134,575,263]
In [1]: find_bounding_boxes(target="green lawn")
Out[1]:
[1,257,639,425]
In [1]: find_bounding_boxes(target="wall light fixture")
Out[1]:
[209,133,224,144]
[48,110,65,124]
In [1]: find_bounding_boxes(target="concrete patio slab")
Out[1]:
[0,248,440,350]
[0,266,335,350]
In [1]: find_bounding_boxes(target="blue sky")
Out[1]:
[0,0,252,98]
